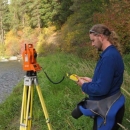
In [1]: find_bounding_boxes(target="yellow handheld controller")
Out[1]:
[67,73,78,82]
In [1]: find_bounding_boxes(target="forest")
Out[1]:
[0,0,130,59]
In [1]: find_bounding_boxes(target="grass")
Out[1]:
[0,52,130,130]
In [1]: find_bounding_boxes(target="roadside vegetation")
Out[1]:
[0,53,130,130]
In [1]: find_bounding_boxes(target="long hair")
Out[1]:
[89,24,122,54]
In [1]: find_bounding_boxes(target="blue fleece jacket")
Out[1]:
[82,45,124,100]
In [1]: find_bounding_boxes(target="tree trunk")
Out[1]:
[0,11,4,44]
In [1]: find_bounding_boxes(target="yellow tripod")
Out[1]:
[20,71,52,130]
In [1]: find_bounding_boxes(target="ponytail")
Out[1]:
[109,31,122,54]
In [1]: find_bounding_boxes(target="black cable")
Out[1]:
[42,69,65,84]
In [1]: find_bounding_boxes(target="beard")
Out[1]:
[96,40,103,51]
[98,46,102,51]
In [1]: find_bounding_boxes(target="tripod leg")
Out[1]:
[25,85,33,130]
[20,85,33,130]
[23,85,27,124]
[20,85,27,130]
[36,85,52,130]
[28,85,33,129]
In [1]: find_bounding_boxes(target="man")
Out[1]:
[76,24,125,130]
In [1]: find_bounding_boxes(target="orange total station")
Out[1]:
[22,44,41,72]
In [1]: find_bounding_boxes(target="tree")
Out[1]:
[8,0,21,30]
[0,3,4,43]
[2,1,10,31]
[51,0,73,29]
[0,0,9,44]
[40,0,73,29]
[27,0,43,28]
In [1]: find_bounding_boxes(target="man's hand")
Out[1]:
[77,77,92,86]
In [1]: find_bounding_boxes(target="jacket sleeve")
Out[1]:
[82,56,115,96]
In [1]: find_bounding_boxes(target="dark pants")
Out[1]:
[93,105,125,130]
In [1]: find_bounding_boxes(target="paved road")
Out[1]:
[0,61,25,103]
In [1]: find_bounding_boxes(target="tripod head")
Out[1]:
[22,44,41,73]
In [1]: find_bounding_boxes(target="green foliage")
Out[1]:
[2,1,10,31]
[123,54,130,75]
[3,0,73,29]
[0,81,23,130]
[27,0,42,28]
[51,0,73,29]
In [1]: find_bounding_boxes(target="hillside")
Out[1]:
[0,0,130,60]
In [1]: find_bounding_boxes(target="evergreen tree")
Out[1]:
[0,0,9,43]
[27,0,43,28]
[40,0,73,29]
[40,0,53,27]
[2,1,10,31]
[51,0,73,29]
[18,0,31,28]
[8,0,21,30]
